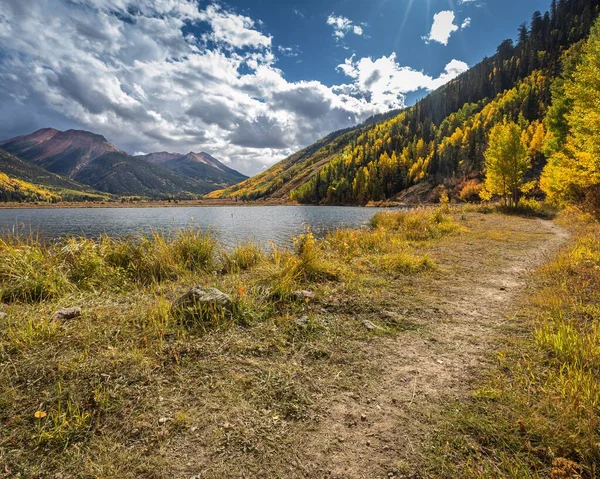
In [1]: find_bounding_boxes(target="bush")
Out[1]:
[458,180,483,203]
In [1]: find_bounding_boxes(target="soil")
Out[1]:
[287,215,569,478]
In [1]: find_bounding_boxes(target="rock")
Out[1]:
[293,290,315,300]
[362,320,382,331]
[172,286,232,323]
[0,312,7,320]
[295,315,310,327]
[158,417,169,425]
[360,414,367,422]
[53,307,82,321]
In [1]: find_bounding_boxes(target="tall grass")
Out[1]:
[371,208,464,241]
[0,209,454,304]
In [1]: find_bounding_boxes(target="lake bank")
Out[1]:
[0,205,386,244]
[0,198,406,210]
[0,198,291,209]
[1,208,590,478]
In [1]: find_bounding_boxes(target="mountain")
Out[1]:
[136,151,247,187]
[208,0,600,204]
[0,149,108,201]
[0,128,122,177]
[0,129,246,198]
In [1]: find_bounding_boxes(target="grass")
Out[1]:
[427,209,600,478]
[0,207,461,477]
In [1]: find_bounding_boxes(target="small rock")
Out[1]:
[158,417,169,425]
[172,286,232,322]
[293,290,315,300]
[0,312,7,320]
[53,307,82,321]
[360,414,367,422]
[295,315,310,327]
[362,320,382,331]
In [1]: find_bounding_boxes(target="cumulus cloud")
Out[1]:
[338,54,469,110]
[423,11,468,46]
[0,0,468,175]
[327,14,364,41]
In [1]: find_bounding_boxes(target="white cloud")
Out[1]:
[337,54,469,110]
[461,17,472,29]
[327,14,364,41]
[0,0,468,175]
[423,11,459,46]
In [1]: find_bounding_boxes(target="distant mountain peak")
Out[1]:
[61,129,110,143]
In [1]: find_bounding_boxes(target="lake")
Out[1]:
[0,205,385,245]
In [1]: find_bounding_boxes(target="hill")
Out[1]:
[0,129,246,199]
[209,0,600,203]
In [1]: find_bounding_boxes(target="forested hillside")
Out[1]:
[210,0,600,204]
[0,149,108,202]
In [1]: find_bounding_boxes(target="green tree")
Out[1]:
[481,119,531,207]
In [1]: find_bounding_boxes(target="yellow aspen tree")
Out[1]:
[480,119,531,207]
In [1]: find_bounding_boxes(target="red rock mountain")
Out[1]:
[0,129,247,198]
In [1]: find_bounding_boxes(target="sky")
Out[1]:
[0,0,551,175]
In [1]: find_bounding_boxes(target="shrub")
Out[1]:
[458,180,483,203]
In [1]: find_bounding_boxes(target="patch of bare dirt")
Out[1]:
[292,216,569,479]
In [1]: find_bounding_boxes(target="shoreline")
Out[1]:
[0,199,405,209]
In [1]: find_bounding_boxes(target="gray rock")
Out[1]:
[172,286,233,324]
[174,286,232,310]
[53,307,82,321]
[293,290,315,300]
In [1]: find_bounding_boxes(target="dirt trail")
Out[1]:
[294,216,569,479]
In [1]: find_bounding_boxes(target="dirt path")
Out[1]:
[293,216,569,479]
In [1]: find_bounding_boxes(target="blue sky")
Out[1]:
[229,0,549,89]
[0,0,552,174]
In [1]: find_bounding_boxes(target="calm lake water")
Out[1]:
[0,206,385,245]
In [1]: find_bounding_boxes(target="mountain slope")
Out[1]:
[0,149,109,201]
[209,0,600,203]
[0,129,122,177]
[205,126,357,200]
[0,129,246,198]
[72,152,217,198]
[136,151,247,187]
[0,172,61,202]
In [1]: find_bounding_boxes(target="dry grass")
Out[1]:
[0,207,461,478]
